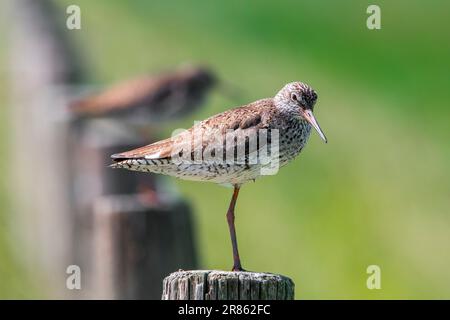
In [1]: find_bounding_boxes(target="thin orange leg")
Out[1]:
[226,185,244,271]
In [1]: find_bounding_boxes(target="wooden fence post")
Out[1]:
[9,0,87,296]
[162,270,294,300]
[89,195,197,299]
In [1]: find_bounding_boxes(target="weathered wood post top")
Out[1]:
[162,270,294,300]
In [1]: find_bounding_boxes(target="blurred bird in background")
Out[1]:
[70,65,217,125]
[70,66,217,125]
[68,64,245,146]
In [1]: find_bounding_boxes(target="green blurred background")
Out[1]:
[1,0,450,299]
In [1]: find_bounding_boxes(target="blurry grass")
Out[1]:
[6,0,448,298]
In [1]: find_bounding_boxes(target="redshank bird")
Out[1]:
[111,82,327,271]
[70,65,217,125]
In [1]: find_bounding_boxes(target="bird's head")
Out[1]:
[275,82,327,143]
[185,66,217,90]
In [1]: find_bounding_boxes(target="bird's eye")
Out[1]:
[291,94,298,101]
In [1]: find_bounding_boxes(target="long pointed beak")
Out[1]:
[302,109,328,143]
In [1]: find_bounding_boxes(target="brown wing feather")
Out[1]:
[111,137,176,161]
[201,98,273,131]
[111,98,276,162]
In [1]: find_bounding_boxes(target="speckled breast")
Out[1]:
[278,119,312,167]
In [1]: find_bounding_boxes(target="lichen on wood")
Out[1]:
[162,270,294,300]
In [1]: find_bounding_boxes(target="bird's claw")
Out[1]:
[231,266,246,272]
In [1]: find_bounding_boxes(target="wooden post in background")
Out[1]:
[68,128,199,299]
[8,0,199,299]
[162,271,295,300]
[8,0,87,294]
[89,195,197,299]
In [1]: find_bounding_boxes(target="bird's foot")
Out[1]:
[231,266,246,272]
